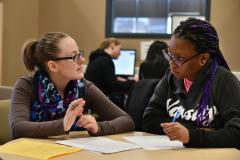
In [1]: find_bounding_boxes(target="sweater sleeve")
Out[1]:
[84,80,135,136]
[185,71,240,148]
[9,76,66,139]
[142,75,172,134]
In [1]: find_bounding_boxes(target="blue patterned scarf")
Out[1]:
[31,70,85,122]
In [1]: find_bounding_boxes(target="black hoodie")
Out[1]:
[143,60,240,149]
[85,49,135,95]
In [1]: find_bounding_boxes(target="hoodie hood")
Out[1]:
[89,49,112,62]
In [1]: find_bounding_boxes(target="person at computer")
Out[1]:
[85,38,136,108]
[139,41,169,80]
[10,32,135,138]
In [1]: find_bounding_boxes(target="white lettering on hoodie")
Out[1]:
[166,98,219,126]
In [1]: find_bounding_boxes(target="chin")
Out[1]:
[78,73,84,79]
[173,75,182,80]
[172,72,184,80]
[73,73,84,80]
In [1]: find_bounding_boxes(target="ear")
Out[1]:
[47,61,59,72]
[109,43,115,51]
[199,53,210,66]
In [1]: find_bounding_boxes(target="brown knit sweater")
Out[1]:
[9,74,134,139]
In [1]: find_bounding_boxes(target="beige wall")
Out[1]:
[38,0,167,66]
[210,0,240,73]
[2,0,39,85]
[39,0,106,56]
[1,0,240,86]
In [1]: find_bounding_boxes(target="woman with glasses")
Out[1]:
[10,32,134,138]
[143,18,240,148]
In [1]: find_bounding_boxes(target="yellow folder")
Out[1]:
[0,139,81,160]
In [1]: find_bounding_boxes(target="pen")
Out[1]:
[70,103,76,110]
[172,110,181,122]
[87,109,91,115]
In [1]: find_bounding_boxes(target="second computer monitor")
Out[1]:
[113,49,136,77]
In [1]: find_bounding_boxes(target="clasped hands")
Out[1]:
[63,98,98,134]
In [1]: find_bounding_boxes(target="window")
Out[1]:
[106,0,211,38]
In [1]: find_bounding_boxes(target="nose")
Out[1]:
[77,57,85,65]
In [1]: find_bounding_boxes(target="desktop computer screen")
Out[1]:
[113,49,136,77]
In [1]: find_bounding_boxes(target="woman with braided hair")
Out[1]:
[143,18,240,148]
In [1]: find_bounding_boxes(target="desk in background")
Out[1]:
[0,132,239,160]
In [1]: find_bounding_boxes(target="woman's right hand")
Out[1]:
[63,98,85,132]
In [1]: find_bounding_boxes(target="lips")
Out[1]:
[170,65,179,74]
[77,67,82,71]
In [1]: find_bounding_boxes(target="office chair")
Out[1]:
[0,100,12,144]
[126,79,160,131]
[0,85,13,100]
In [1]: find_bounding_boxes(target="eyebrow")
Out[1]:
[169,50,183,58]
[169,49,190,59]
[63,51,79,57]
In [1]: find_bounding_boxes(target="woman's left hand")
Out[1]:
[161,122,189,144]
[76,115,99,134]
[63,99,85,132]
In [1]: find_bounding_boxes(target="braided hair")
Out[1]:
[173,18,230,127]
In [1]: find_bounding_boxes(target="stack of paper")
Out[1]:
[123,135,184,150]
[56,137,141,154]
[0,140,80,160]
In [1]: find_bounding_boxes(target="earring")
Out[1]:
[200,61,205,66]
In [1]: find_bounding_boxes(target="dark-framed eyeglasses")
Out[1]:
[162,48,201,67]
[52,50,84,62]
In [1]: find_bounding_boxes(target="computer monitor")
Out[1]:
[113,49,136,77]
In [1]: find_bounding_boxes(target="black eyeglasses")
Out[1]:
[162,48,201,67]
[53,50,84,62]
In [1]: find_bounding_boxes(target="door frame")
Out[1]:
[0,2,3,85]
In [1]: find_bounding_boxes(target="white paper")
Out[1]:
[56,137,141,154]
[140,41,153,60]
[123,135,184,150]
